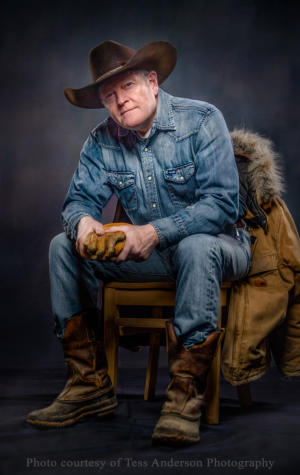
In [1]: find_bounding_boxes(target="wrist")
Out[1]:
[79,215,92,224]
[144,223,160,246]
[76,215,91,230]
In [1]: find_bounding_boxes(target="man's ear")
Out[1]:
[148,70,159,95]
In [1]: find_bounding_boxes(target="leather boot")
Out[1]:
[152,321,223,445]
[26,311,117,428]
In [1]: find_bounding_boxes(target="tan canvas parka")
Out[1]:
[221,131,300,386]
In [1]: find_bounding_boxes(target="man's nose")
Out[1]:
[116,90,128,107]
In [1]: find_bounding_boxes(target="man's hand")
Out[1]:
[103,223,160,263]
[76,216,104,258]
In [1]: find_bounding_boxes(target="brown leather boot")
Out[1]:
[152,321,223,445]
[26,311,117,428]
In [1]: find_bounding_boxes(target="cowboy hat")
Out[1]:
[64,40,177,109]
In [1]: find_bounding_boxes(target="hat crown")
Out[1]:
[89,40,136,81]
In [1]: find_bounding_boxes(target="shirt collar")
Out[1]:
[152,88,176,132]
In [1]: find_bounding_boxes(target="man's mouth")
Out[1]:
[121,107,136,116]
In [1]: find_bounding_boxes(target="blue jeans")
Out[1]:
[49,227,251,348]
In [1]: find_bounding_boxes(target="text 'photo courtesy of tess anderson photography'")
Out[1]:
[25,457,275,471]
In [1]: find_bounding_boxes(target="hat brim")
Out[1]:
[64,41,177,109]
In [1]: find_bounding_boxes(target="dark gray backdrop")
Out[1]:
[1,0,299,369]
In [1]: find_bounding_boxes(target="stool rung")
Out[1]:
[117,317,168,329]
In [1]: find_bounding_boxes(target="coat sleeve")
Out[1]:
[269,198,300,377]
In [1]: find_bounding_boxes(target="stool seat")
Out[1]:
[105,281,177,289]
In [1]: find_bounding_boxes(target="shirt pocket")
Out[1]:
[106,170,137,212]
[164,162,196,207]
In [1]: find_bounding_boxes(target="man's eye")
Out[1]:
[125,81,133,87]
[104,92,114,103]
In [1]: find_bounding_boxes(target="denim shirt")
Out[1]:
[62,88,240,249]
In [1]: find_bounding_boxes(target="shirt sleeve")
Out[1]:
[150,108,240,249]
[61,133,113,242]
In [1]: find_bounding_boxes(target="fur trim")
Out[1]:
[230,129,285,203]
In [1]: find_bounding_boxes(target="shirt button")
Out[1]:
[119,181,123,185]
[148,176,152,181]
[180,176,184,181]
[152,203,156,208]
[144,147,149,152]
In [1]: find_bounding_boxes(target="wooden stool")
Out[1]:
[103,281,232,424]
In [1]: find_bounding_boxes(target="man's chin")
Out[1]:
[115,114,149,133]
[120,120,142,131]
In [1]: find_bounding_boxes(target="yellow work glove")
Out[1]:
[84,223,129,261]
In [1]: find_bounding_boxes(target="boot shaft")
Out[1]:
[166,321,223,388]
[59,311,110,400]
[62,311,107,374]
[162,321,223,414]
[152,323,223,444]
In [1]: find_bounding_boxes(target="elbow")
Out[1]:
[229,198,239,224]
[222,193,239,226]
[232,206,239,224]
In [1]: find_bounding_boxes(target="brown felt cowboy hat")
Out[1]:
[64,40,177,109]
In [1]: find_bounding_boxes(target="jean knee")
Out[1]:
[175,233,219,264]
[49,232,73,264]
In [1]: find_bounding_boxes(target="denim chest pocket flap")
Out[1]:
[107,171,135,190]
[106,170,137,211]
[164,162,195,183]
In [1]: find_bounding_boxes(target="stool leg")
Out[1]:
[237,384,252,408]
[144,307,162,401]
[205,333,223,424]
[204,301,225,425]
[103,287,119,392]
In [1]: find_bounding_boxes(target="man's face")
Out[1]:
[99,70,158,136]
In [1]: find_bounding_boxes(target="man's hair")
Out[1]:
[134,69,151,78]
[115,68,151,79]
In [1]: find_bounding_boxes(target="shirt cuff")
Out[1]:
[150,215,189,250]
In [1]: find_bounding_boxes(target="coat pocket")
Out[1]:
[247,233,278,277]
[106,170,137,211]
[164,162,196,206]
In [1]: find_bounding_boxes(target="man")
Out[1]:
[26,40,251,445]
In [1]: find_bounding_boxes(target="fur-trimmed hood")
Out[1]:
[230,129,285,204]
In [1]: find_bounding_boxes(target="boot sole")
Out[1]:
[152,430,200,446]
[152,414,200,446]
[26,397,117,429]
